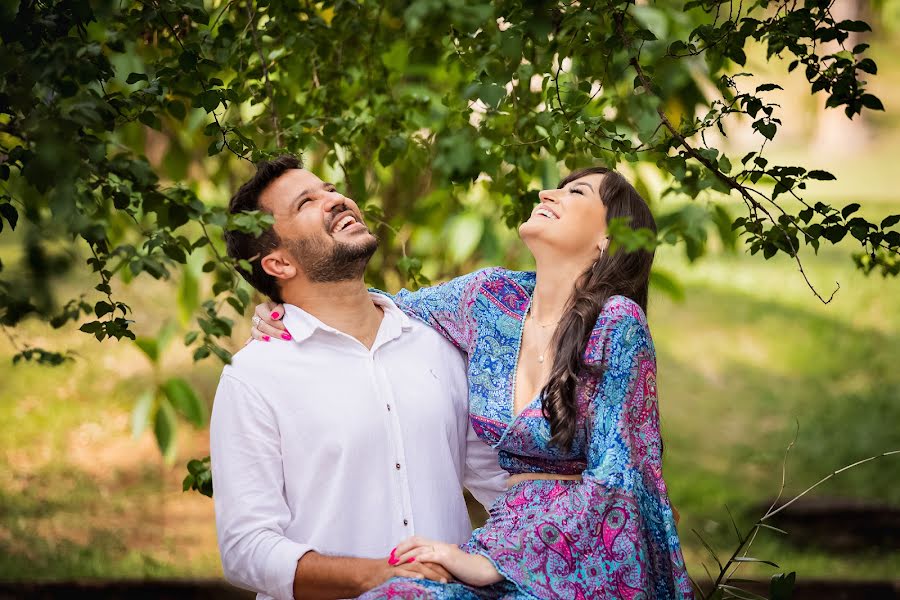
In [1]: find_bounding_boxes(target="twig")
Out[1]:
[762,450,900,521]
[628,54,837,304]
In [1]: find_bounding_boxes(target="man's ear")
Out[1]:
[261,249,297,281]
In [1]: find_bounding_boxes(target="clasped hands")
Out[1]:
[386,536,502,587]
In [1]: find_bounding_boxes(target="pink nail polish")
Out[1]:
[388,557,397,566]
[271,311,280,319]
[262,335,270,341]
[406,557,415,563]
[281,332,292,341]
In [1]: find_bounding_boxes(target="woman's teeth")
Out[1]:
[535,208,557,219]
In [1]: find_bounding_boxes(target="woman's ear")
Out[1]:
[597,236,609,255]
[261,250,297,281]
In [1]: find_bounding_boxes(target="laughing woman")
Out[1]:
[251,167,694,599]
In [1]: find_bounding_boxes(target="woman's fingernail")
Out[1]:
[262,335,270,341]
[388,557,397,566]
[281,332,292,341]
[406,557,415,563]
[271,311,280,319]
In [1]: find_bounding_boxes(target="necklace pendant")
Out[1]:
[537,354,544,363]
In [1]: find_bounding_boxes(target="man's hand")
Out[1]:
[357,556,455,592]
[391,536,502,587]
[397,560,455,584]
[294,553,451,600]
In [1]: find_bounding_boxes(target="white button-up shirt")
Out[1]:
[210,293,507,600]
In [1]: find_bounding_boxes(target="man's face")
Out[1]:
[260,169,378,282]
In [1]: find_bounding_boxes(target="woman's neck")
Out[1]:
[531,255,590,324]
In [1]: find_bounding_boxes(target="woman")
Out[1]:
[250,167,694,599]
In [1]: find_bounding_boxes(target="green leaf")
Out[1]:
[649,268,684,302]
[860,94,885,111]
[126,72,148,84]
[836,19,871,32]
[131,389,155,438]
[755,121,776,140]
[154,397,178,464]
[134,337,159,364]
[841,203,861,218]
[806,170,836,181]
[178,263,200,325]
[446,213,484,263]
[756,522,788,535]
[769,572,796,600]
[478,82,506,109]
[717,584,768,600]
[167,100,187,120]
[195,90,222,113]
[208,138,225,156]
[881,214,900,229]
[857,58,877,75]
[733,556,780,568]
[138,111,162,130]
[163,377,206,427]
[94,301,114,317]
[0,203,18,230]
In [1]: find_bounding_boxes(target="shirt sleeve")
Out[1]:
[462,422,508,510]
[463,306,694,599]
[391,267,498,353]
[210,373,314,600]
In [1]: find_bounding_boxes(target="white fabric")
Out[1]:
[210,293,508,600]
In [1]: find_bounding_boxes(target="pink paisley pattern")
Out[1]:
[363,269,693,599]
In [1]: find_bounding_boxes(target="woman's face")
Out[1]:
[519,173,609,262]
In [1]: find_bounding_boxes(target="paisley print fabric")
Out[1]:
[364,268,693,599]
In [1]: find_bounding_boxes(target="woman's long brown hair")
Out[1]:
[540,167,657,450]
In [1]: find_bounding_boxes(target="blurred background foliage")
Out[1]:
[1,0,899,592]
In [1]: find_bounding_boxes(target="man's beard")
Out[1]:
[285,232,378,283]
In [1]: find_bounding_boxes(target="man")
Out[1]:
[211,155,507,600]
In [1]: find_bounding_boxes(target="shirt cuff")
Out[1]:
[266,539,315,600]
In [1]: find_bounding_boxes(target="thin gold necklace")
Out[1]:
[527,302,560,363]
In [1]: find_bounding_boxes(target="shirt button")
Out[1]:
[386,404,391,411]
[403,519,409,526]
[395,463,401,470]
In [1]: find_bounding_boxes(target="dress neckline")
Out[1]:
[507,293,545,423]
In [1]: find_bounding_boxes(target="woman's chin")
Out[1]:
[518,219,546,239]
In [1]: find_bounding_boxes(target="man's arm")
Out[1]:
[293,553,452,599]
[211,374,314,599]
[462,422,509,510]
[210,374,451,600]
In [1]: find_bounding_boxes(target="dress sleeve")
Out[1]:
[390,267,497,353]
[465,308,694,599]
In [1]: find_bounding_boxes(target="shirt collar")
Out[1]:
[281,291,411,346]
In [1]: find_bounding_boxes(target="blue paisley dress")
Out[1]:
[360,268,693,600]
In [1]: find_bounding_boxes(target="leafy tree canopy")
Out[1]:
[1,0,897,369]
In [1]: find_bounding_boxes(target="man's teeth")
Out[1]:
[333,215,357,232]
[535,208,557,219]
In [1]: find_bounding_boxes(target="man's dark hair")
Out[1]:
[225,155,302,303]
